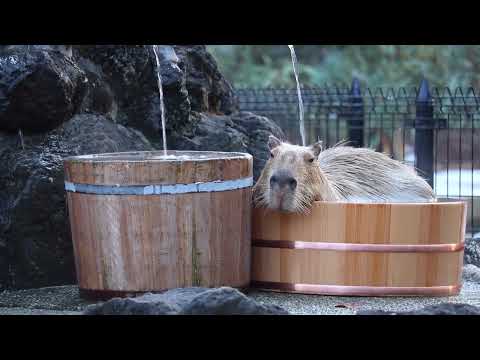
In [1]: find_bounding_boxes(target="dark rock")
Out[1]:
[0,48,87,133]
[73,45,191,140]
[180,287,289,315]
[73,56,117,119]
[83,287,289,315]
[464,236,480,268]
[230,111,285,180]
[84,297,180,315]
[171,113,248,153]
[172,111,284,180]
[71,45,280,172]
[357,303,480,315]
[0,45,73,58]
[173,45,238,115]
[0,114,154,289]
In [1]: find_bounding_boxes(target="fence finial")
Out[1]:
[351,77,361,96]
[415,77,434,188]
[417,78,431,102]
[348,77,364,148]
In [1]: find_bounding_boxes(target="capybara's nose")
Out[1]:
[288,178,297,190]
[270,170,297,191]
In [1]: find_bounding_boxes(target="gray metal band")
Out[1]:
[65,177,253,195]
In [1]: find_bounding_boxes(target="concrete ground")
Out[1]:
[1,281,480,315]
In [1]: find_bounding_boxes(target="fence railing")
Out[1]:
[236,79,479,236]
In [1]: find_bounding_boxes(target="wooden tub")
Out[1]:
[251,200,467,296]
[64,150,253,299]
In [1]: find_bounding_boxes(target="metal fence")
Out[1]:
[236,79,479,236]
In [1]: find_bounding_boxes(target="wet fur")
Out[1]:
[253,138,436,213]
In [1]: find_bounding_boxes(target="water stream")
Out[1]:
[18,129,24,150]
[288,45,306,146]
[152,45,168,157]
[152,45,307,156]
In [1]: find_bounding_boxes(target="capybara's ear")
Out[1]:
[310,140,323,157]
[268,135,282,150]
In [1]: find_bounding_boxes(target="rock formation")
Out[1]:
[83,287,289,315]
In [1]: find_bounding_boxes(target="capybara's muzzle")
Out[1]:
[270,169,297,192]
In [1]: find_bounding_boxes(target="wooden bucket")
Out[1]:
[251,200,467,296]
[64,150,253,299]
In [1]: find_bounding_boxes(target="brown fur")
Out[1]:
[253,136,436,213]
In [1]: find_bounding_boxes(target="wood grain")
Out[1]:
[64,151,253,185]
[253,201,467,245]
[64,151,252,293]
[251,200,467,296]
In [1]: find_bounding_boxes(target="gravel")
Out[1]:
[246,281,480,315]
[1,280,480,315]
[0,307,81,315]
[0,285,96,312]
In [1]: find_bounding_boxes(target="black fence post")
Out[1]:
[415,79,434,188]
[348,78,364,147]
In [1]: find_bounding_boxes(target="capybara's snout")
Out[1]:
[269,169,297,191]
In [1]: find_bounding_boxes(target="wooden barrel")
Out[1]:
[251,200,467,296]
[64,150,253,299]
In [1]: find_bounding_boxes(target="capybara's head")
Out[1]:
[253,135,331,213]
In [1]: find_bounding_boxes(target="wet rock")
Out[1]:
[356,303,480,315]
[173,45,238,115]
[73,45,191,140]
[83,287,289,315]
[172,111,284,180]
[0,45,73,58]
[171,113,248,153]
[0,114,154,289]
[0,47,87,133]
[229,111,285,180]
[72,45,281,173]
[464,236,480,268]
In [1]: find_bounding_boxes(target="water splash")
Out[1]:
[18,129,25,150]
[152,45,168,156]
[288,45,306,146]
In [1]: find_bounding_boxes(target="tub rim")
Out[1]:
[286,198,467,206]
[63,150,253,163]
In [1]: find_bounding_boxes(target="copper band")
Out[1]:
[250,281,462,297]
[252,239,465,253]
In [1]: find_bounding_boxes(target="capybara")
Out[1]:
[252,135,436,213]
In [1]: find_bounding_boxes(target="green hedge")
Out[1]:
[207,45,480,88]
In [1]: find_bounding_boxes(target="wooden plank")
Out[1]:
[251,200,466,294]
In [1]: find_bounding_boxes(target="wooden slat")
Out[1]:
[65,151,253,293]
[64,151,253,185]
[251,200,467,295]
[253,201,466,245]
[251,247,463,287]
[68,190,252,291]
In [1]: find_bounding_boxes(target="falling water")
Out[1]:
[152,45,168,157]
[18,129,25,150]
[288,45,306,146]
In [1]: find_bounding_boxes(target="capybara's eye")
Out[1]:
[307,157,314,163]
